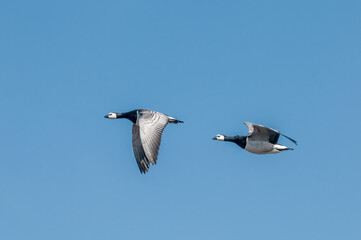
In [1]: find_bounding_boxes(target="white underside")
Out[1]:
[245,139,288,155]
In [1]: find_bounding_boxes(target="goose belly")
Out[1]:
[245,140,275,154]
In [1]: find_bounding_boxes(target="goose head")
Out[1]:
[213,134,225,141]
[104,112,117,119]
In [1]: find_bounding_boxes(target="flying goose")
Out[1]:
[213,122,297,154]
[105,109,183,173]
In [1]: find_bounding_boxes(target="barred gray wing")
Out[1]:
[132,124,150,173]
[137,110,169,165]
[244,122,280,144]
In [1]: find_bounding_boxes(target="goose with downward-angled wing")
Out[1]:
[105,109,183,173]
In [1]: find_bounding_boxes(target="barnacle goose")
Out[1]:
[213,122,297,154]
[105,109,183,173]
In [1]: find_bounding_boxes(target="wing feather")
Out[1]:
[244,122,280,144]
[132,124,150,173]
[133,110,169,169]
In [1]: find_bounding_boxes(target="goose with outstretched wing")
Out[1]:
[213,122,297,154]
[105,109,183,173]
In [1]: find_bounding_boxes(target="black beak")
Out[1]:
[212,137,217,140]
[104,115,109,118]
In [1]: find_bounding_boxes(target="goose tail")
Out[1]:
[168,117,184,124]
[274,144,294,151]
[279,147,294,151]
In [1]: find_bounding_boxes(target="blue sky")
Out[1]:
[1,0,361,239]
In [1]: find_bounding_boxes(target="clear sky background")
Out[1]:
[1,1,360,239]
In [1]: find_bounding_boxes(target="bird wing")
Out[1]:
[132,124,150,173]
[132,110,169,173]
[244,122,280,144]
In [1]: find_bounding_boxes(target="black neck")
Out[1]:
[117,110,137,123]
[224,136,238,141]
[224,135,247,149]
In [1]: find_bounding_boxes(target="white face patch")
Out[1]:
[215,134,225,141]
[108,112,117,119]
